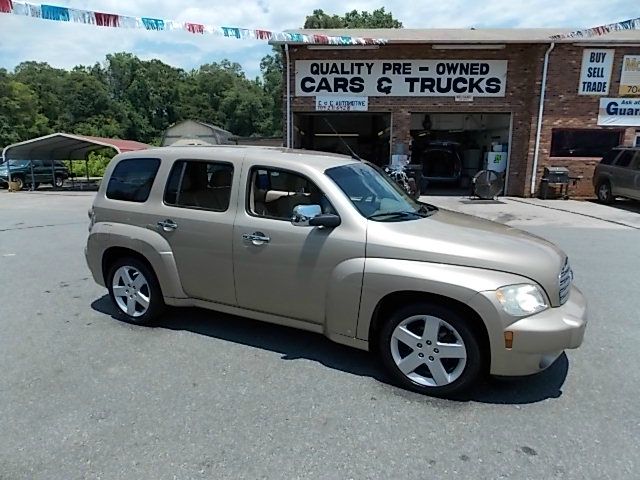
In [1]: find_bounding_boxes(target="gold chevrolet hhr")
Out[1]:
[86,146,587,397]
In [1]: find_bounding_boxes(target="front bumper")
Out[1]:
[469,285,587,376]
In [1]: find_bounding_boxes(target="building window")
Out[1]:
[550,129,623,158]
[106,158,160,202]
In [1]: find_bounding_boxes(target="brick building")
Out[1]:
[273,28,640,197]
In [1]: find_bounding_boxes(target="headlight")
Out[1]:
[495,284,548,316]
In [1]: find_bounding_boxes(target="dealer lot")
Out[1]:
[1,191,639,479]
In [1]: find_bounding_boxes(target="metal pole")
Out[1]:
[285,43,292,148]
[531,42,555,197]
[51,160,56,189]
[30,160,36,190]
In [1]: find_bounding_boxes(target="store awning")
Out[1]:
[2,133,150,161]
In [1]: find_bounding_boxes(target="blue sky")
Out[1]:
[1,0,638,78]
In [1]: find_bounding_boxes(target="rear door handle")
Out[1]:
[157,219,178,232]
[242,231,270,245]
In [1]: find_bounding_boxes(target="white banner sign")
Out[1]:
[598,98,640,126]
[579,49,614,95]
[619,55,640,96]
[315,96,368,111]
[296,60,508,97]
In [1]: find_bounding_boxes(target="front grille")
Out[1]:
[559,258,573,305]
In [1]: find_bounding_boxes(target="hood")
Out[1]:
[366,209,565,305]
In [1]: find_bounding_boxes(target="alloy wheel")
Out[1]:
[111,265,151,318]
[598,182,611,202]
[390,315,467,387]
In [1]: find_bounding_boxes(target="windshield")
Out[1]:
[325,162,437,221]
[1,160,31,168]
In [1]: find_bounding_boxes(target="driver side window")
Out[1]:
[247,168,335,220]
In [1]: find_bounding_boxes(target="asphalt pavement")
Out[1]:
[1,191,639,480]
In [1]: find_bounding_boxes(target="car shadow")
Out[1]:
[91,295,568,405]
[588,199,640,214]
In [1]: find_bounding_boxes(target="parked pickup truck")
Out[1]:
[0,159,69,190]
[85,146,587,397]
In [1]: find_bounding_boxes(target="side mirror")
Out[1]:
[291,204,341,228]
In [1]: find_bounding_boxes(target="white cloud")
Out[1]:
[1,0,638,76]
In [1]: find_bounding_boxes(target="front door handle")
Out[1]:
[242,231,270,245]
[157,219,178,232]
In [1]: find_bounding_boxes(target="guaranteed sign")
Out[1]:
[295,60,508,97]
[598,98,640,127]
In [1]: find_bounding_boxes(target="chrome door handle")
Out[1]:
[157,219,178,232]
[242,232,270,245]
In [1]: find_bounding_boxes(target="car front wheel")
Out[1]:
[107,257,165,324]
[378,302,485,397]
[54,176,64,188]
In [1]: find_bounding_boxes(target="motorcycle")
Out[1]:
[384,164,421,200]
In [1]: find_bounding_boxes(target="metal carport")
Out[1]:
[1,133,150,190]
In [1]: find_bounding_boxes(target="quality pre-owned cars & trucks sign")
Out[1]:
[295,60,508,97]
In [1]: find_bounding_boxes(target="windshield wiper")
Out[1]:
[367,210,427,220]
[418,203,439,216]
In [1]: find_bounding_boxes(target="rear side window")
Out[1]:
[614,151,634,168]
[164,160,233,212]
[106,158,160,202]
[600,150,620,165]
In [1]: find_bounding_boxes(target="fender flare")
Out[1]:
[88,222,187,299]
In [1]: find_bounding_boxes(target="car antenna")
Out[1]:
[322,117,362,161]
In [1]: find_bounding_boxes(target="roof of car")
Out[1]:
[118,145,360,171]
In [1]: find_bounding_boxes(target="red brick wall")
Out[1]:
[537,44,639,198]
[282,43,639,197]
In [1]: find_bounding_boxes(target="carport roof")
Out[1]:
[2,133,150,161]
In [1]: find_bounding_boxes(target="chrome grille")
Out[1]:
[559,258,573,305]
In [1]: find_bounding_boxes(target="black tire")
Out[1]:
[53,176,64,188]
[34,182,40,190]
[107,256,165,325]
[377,302,485,397]
[596,180,613,204]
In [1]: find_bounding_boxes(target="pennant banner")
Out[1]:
[550,17,640,40]
[0,1,388,45]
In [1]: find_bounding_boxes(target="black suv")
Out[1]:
[411,140,463,187]
[0,159,70,190]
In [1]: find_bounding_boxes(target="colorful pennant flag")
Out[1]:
[0,1,388,45]
[550,17,640,40]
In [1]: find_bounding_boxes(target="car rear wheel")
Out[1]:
[378,302,485,397]
[596,180,613,204]
[107,257,165,325]
[53,176,64,188]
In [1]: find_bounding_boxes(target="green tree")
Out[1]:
[13,61,68,131]
[304,7,403,29]
[259,50,284,136]
[0,71,50,147]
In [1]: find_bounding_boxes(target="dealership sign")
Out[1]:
[619,55,640,96]
[315,96,368,111]
[578,49,614,95]
[295,60,508,97]
[598,98,640,126]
